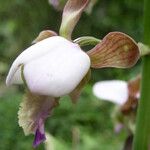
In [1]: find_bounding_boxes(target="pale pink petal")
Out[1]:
[93,80,128,105]
[6,36,90,91]
[115,123,124,133]
[7,36,66,85]
[23,42,90,97]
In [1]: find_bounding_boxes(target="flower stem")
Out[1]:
[133,0,150,149]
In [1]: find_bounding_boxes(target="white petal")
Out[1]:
[6,36,89,86]
[23,41,90,97]
[93,80,129,105]
[10,65,23,84]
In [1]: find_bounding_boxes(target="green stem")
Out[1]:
[133,0,150,149]
[59,24,71,40]
[73,36,101,47]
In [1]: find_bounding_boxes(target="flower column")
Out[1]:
[133,0,150,149]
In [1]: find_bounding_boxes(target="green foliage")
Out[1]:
[0,86,126,150]
[0,0,142,81]
[0,92,34,150]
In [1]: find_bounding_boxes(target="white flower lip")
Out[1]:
[93,80,129,105]
[6,36,90,97]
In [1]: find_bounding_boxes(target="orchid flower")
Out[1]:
[93,75,140,113]
[93,75,141,134]
[6,0,140,147]
[92,75,141,150]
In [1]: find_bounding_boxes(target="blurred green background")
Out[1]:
[0,0,143,149]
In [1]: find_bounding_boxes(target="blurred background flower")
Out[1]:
[93,75,141,150]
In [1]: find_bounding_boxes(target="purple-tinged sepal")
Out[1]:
[33,120,46,148]
[18,91,59,147]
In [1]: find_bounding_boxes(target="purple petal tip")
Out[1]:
[115,123,124,134]
[33,128,46,148]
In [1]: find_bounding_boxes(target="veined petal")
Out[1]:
[32,30,57,44]
[87,32,140,68]
[93,80,128,105]
[59,0,89,39]
[6,36,90,87]
[23,43,90,97]
[18,91,59,147]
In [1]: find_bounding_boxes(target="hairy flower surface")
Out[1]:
[18,92,59,147]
